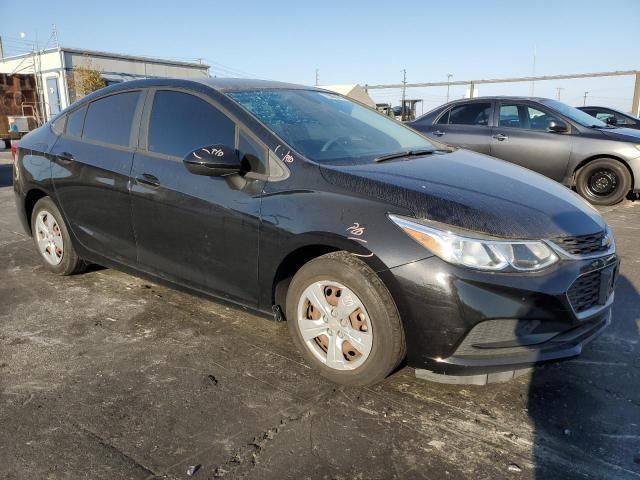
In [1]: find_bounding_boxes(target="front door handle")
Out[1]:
[493,134,508,141]
[135,173,160,188]
[432,130,445,137]
[57,151,74,163]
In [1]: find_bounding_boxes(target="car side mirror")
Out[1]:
[183,144,241,177]
[548,120,568,133]
[605,116,618,126]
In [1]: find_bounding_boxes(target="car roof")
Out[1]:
[57,77,323,116]
[447,96,550,103]
[90,77,320,95]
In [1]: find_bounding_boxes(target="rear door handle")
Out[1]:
[135,173,160,188]
[432,130,445,137]
[493,134,508,141]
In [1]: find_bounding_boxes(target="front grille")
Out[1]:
[551,232,607,256]
[568,270,602,313]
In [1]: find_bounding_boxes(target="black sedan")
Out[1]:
[408,97,640,205]
[578,105,640,130]
[14,79,617,386]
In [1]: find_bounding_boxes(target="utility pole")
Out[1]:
[0,37,4,61]
[52,24,59,48]
[555,87,564,100]
[530,44,537,96]
[446,74,453,103]
[401,69,407,121]
[315,68,319,86]
[583,91,589,106]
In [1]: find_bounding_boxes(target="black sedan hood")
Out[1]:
[320,150,605,239]
[597,126,640,142]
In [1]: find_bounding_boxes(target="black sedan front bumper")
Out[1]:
[380,252,618,376]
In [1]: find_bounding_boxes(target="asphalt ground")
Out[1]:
[1,150,639,479]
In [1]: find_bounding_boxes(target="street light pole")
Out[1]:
[446,74,453,103]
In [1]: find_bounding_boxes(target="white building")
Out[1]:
[0,47,210,121]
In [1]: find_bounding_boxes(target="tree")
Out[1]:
[68,60,105,101]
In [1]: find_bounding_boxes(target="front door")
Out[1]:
[490,102,573,181]
[130,89,264,305]
[50,90,143,263]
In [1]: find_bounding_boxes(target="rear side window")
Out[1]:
[66,106,86,137]
[446,103,492,126]
[51,115,67,135]
[82,91,140,147]
[148,91,236,158]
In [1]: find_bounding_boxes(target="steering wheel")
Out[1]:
[320,136,352,152]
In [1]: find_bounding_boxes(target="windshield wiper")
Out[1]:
[374,149,434,163]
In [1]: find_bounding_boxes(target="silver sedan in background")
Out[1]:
[408,96,640,205]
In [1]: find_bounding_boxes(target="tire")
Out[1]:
[286,251,406,386]
[31,197,85,275]
[575,158,632,206]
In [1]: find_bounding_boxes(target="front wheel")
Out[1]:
[575,158,631,206]
[286,252,406,386]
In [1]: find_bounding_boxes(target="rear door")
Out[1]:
[490,101,572,181]
[50,90,144,263]
[130,89,264,305]
[424,101,494,154]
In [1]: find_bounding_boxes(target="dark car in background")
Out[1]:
[14,79,617,386]
[578,105,640,130]
[408,97,640,205]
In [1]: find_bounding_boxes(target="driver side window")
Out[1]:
[499,104,559,131]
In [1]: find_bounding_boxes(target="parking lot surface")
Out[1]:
[1,151,639,479]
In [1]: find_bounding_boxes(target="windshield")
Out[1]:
[227,89,436,163]
[539,98,609,128]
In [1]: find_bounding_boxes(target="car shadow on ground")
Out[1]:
[528,274,640,479]
[0,164,12,188]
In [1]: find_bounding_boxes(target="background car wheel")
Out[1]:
[576,158,631,206]
[31,197,85,275]
[286,251,406,386]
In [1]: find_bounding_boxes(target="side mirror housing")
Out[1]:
[183,145,241,177]
[548,120,568,133]
[605,116,618,126]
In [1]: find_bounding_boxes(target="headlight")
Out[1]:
[635,144,640,151]
[389,215,558,272]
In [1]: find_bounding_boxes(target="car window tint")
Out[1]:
[499,105,520,127]
[148,91,236,158]
[82,92,140,146]
[448,103,491,126]
[238,129,267,174]
[594,111,617,123]
[436,109,450,125]
[51,114,67,135]
[526,106,558,131]
[66,106,86,137]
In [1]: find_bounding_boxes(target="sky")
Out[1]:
[2,0,639,112]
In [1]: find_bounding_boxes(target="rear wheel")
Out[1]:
[31,197,85,275]
[575,158,631,206]
[286,251,405,386]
